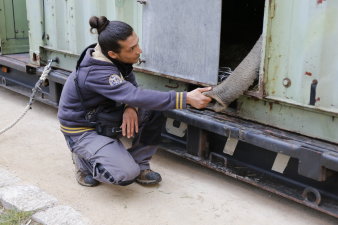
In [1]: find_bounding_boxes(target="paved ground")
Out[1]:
[0,87,337,225]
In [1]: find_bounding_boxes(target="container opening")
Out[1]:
[219,0,265,84]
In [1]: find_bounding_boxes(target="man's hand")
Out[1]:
[121,107,138,138]
[187,87,212,109]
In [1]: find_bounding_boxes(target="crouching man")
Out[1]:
[57,16,212,187]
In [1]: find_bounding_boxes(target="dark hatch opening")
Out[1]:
[218,0,265,84]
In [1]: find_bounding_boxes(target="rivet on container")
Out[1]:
[282,78,291,88]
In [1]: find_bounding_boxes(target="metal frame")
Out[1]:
[162,108,338,218]
[164,109,338,181]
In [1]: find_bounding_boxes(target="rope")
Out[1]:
[0,60,53,135]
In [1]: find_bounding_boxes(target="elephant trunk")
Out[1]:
[204,35,263,112]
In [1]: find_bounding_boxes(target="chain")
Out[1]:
[0,60,53,135]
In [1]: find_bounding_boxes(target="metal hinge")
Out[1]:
[137,0,147,4]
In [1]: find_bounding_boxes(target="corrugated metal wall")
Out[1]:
[265,0,338,114]
[0,0,29,54]
[237,0,338,144]
[24,0,338,143]
[137,0,222,85]
[26,0,142,70]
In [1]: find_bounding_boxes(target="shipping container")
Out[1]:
[0,0,337,217]
[0,0,29,54]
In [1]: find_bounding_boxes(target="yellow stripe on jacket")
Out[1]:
[60,125,95,134]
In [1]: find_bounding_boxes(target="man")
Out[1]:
[58,16,212,187]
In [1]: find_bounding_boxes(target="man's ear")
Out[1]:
[108,51,118,59]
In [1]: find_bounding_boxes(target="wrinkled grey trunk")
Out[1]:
[205,35,263,112]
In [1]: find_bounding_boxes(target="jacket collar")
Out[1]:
[92,44,112,64]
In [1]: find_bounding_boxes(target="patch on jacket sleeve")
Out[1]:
[109,74,123,86]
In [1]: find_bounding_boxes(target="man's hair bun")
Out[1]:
[89,16,109,34]
[88,16,133,55]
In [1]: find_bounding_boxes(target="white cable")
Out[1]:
[0,60,53,136]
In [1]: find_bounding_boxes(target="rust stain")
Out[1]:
[317,0,326,4]
[269,102,273,111]
[165,83,179,89]
[1,66,8,73]
[236,101,243,112]
[316,97,321,102]
[251,97,260,102]
[305,72,312,76]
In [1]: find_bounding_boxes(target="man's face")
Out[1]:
[108,32,142,64]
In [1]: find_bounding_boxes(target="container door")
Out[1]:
[265,0,338,114]
[138,0,222,85]
[0,0,29,54]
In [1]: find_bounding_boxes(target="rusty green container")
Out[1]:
[0,0,29,54]
[26,0,142,70]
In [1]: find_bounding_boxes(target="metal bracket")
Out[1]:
[302,187,322,206]
[187,125,207,158]
[165,118,187,138]
[137,0,147,4]
[271,153,290,173]
[209,152,227,167]
[223,135,239,156]
[138,58,146,65]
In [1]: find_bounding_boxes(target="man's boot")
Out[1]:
[72,153,100,187]
[135,169,162,185]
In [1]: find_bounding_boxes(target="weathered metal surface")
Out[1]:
[39,46,79,72]
[0,0,29,54]
[164,108,338,181]
[0,66,56,107]
[186,126,207,158]
[0,54,30,72]
[0,53,69,107]
[264,0,338,114]
[134,71,188,92]
[137,0,221,85]
[237,0,338,144]
[26,0,45,65]
[134,67,210,87]
[26,0,142,69]
[236,96,338,144]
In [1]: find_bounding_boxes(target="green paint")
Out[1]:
[39,47,79,71]
[264,0,338,114]
[135,71,188,92]
[26,0,44,63]
[12,0,28,39]
[0,0,28,54]
[4,0,15,39]
[22,0,338,146]
[38,47,189,94]
[237,96,338,144]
